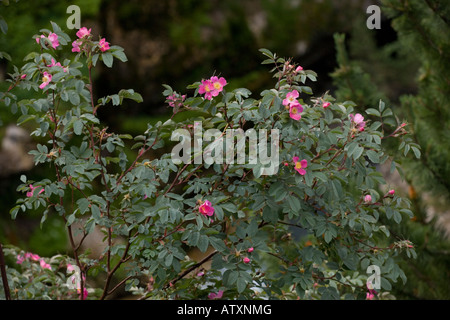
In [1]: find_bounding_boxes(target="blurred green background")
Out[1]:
[1,0,449,299]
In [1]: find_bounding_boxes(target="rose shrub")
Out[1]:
[0,23,418,300]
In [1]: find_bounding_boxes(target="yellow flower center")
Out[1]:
[291,107,298,114]
[295,161,302,170]
[213,82,222,90]
[42,75,50,83]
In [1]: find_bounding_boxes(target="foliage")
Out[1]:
[330,0,450,299]
[0,22,419,300]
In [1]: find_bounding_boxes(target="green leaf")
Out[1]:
[68,90,80,106]
[164,253,173,267]
[393,210,402,224]
[0,51,11,61]
[112,49,128,62]
[92,53,99,67]
[10,206,20,220]
[0,16,8,34]
[259,48,274,59]
[287,195,301,213]
[225,270,239,286]
[380,277,392,291]
[73,119,83,135]
[262,206,278,223]
[411,146,421,159]
[352,146,364,160]
[118,89,143,103]
[378,100,386,113]
[102,52,113,68]
[366,150,380,163]
[198,235,209,253]
[91,205,101,221]
[237,276,247,293]
[366,108,381,117]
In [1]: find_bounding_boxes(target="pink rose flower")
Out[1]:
[198,79,217,100]
[36,33,59,49]
[208,290,224,300]
[47,33,59,48]
[322,102,330,108]
[98,38,110,52]
[293,156,308,175]
[16,255,25,264]
[198,76,227,100]
[289,103,303,120]
[25,252,41,261]
[248,247,254,253]
[199,200,215,216]
[210,76,227,93]
[40,259,52,270]
[76,27,91,39]
[243,257,251,264]
[283,90,299,106]
[72,39,82,53]
[364,195,372,203]
[388,189,395,195]
[39,72,52,89]
[350,113,366,132]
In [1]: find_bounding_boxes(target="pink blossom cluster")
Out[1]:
[242,247,254,264]
[16,252,51,270]
[208,290,224,300]
[38,58,69,90]
[26,184,44,197]
[47,58,68,72]
[283,90,303,120]
[166,93,186,109]
[285,63,303,74]
[72,27,91,53]
[72,27,110,53]
[36,32,59,49]
[350,113,366,132]
[198,76,227,100]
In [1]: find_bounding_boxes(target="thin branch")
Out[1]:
[0,243,11,300]
[162,250,218,291]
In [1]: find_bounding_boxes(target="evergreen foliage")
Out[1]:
[330,0,450,299]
